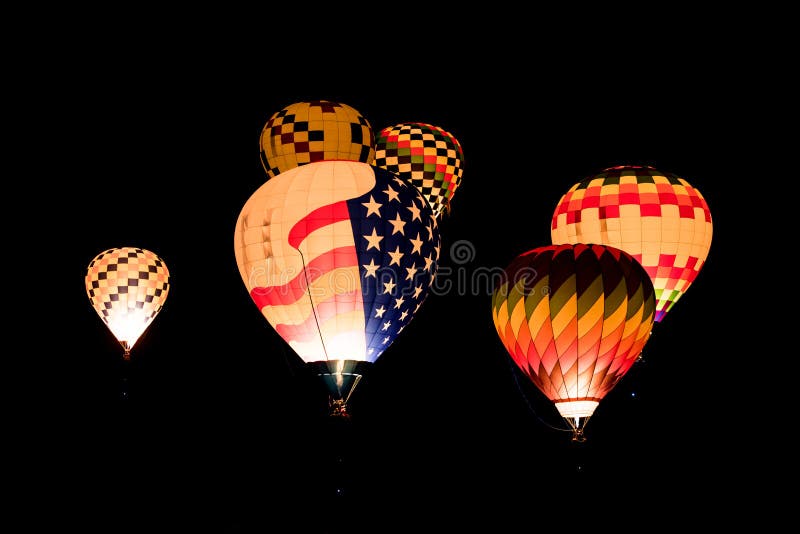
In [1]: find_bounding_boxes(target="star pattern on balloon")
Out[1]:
[356,175,441,357]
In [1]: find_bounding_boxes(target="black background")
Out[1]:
[18,32,771,532]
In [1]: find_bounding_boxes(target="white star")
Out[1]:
[397,326,405,334]
[388,246,404,266]
[363,228,383,251]
[382,336,390,345]
[362,195,382,217]
[383,184,400,202]
[399,310,409,321]
[382,321,391,331]
[434,241,441,259]
[409,233,424,255]
[405,262,418,281]
[392,176,407,187]
[382,279,396,295]
[368,348,375,355]
[424,253,434,272]
[375,305,386,318]
[413,284,423,299]
[415,302,423,313]
[388,212,407,235]
[362,258,379,278]
[407,201,422,222]
[425,222,434,240]
[393,296,405,309]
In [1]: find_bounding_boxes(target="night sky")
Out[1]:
[21,45,765,531]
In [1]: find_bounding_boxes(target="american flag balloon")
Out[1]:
[234,160,441,414]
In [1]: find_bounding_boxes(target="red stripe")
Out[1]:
[274,290,363,343]
[288,200,351,249]
[250,246,358,308]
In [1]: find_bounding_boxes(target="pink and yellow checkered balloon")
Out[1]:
[551,165,712,322]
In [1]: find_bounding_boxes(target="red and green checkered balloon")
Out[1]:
[551,166,712,322]
[374,123,464,219]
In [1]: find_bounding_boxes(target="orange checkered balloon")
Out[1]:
[259,100,375,179]
[551,166,712,322]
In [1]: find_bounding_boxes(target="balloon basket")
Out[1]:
[571,428,586,443]
[329,399,351,419]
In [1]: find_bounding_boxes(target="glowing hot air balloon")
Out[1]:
[86,247,170,360]
[492,244,655,441]
[374,122,464,219]
[551,165,712,322]
[235,160,441,416]
[259,100,376,179]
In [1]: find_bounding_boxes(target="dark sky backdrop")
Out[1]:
[23,43,767,531]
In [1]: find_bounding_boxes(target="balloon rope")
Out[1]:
[506,355,570,433]
[297,249,330,361]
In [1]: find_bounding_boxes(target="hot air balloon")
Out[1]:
[551,165,712,322]
[235,160,441,416]
[374,122,464,219]
[491,244,655,441]
[85,247,170,360]
[259,100,376,179]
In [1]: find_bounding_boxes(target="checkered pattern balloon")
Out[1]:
[492,244,655,430]
[259,100,376,179]
[374,123,464,219]
[86,247,170,356]
[551,165,712,322]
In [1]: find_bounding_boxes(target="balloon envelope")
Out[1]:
[259,100,376,179]
[492,243,655,439]
[234,161,440,411]
[374,122,464,219]
[85,247,170,357]
[551,165,712,322]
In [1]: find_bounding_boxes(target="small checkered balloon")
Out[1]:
[86,247,170,357]
[374,122,464,219]
[551,165,712,322]
[259,100,376,179]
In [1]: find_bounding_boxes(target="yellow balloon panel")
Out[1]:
[85,247,170,350]
[259,100,376,179]
[374,122,464,219]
